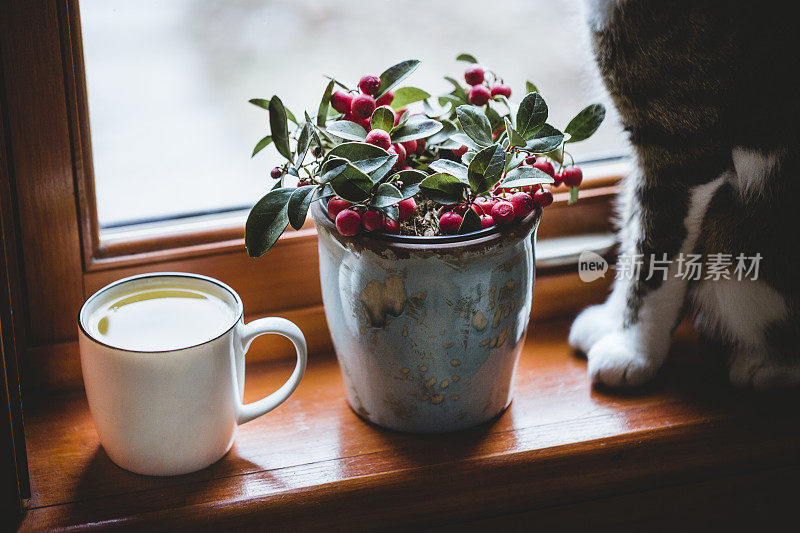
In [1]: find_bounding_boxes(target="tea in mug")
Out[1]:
[86,284,236,351]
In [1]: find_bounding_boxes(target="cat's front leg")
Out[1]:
[578,176,726,387]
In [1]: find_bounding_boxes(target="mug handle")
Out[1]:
[234,317,307,425]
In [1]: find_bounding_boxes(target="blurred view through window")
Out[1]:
[81,0,622,228]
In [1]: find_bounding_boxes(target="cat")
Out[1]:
[570,0,800,389]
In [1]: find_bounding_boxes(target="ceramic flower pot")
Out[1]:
[311,202,541,433]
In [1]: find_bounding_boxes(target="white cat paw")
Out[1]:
[569,304,622,354]
[586,331,660,387]
[728,350,800,390]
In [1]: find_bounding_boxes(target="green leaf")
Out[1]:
[251,135,272,157]
[438,94,467,110]
[525,81,539,94]
[245,187,294,257]
[569,186,579,204]
[370,106,395,132]
[565,103,606,143]
[504,117,526,148]
[501,166,555,189]
[467,144,505,193]
[484,103,504,135]
[249,98,271,111]
[392,169,427,199]
[325,120,368,141]
[450,133,482,151]
[391,118,443,143]
[456,53,478,63]
[425,119,458,146]
[516,92,548,139]
[377,59,421,98]
[428,159,469,184]
[526,124,564,153]
[269,97,293,160]
[372,183,403,208]
[444,76,469,102]
[351,155,397,179]
[382,204,399,221]
[295,122,312,166]
[328,141,390,162]
[251,98,297,124]
[329,163,374,202]
[287,185,316,230]
[458,208,482,234]
[369,155,399,184]
[456,105,493,147]
[390,87,431,109]
[419,173,465,204]
[317,80,335,127]
[545,146,564,165]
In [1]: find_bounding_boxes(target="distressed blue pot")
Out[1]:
[311,202,540,433]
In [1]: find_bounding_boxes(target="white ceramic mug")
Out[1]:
[78,272,307,476]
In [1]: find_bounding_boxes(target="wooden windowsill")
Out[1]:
[19,320,800,531]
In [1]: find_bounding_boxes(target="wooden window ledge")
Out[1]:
[19,320,800,531]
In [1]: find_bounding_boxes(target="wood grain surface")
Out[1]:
[18,320,800,531]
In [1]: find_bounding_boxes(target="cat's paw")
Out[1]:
[569,304,622,354]
[586,331,660,387]
[728,349,800,390]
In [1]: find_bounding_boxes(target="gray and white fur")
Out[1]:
[571,0,800,388]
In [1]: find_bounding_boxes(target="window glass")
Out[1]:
[81,0,622,227]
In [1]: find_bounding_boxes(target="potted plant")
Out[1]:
[245,56,604,433]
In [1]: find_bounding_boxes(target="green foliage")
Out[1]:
[245,55,606,255]
[370,106,395,132]
[565,104,606,143]
[391,87,431,109]
[467,145,505,193]
[377,60,421,97]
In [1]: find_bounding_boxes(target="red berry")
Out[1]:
[382,217,400,234]
[415,139,426,154]
[350,94,376,119]
[330,90,352,114]
[401,140,417,155]
[394,108,406,126]
[490,84,512,98]
[358,74,381,96]
[464,65,485,86]
[533,187,554,208]
[480,214,495,229]
[524,155,537,165]
[391,143,407,165]
[510,192,535,219]
[468,85,492,106]
[453,145,468,158]
[327,197,352,220]
[491,201,515,226]
[270,167,282,179]
[297,179,310,187]
[561,166,583,187]
[398,198,417,221]
[552,171,564,187]
[439,211,463,235]
[533,157,556,178]
[362,210,384,231]
[376,91,394,107]
[335,209,361,236]
[365,129,391,150]
[471,197,496,216]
